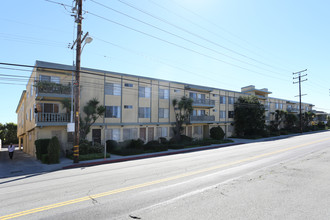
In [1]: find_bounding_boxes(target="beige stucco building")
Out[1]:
[16,61,314,157]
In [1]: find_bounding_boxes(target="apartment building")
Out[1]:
[16,61,314,157]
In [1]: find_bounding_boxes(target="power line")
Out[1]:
[117,0,288,74]
[90,0,288,79]
[86,11,287,82]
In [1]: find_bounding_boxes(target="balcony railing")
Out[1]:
[36,113,70,123]
[192,98,215,107]
[287,107,298,113]
[190,115,215,122]
[36,84,71,95]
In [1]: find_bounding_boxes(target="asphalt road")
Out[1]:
[1,131,330,220]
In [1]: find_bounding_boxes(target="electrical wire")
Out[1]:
[90,0,288,80]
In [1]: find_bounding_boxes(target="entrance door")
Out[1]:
[92,129,101,144]
[140,128,146,141]
[203,125,209,139]
[148,127,154,141]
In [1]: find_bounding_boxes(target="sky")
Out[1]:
[1,0,330,124]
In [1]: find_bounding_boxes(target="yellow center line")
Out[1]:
[1,137,330,220]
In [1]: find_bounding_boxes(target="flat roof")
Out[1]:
[34,60,314,106]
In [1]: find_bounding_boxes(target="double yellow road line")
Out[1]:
[1,137,329,219]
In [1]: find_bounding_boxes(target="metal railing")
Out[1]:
[36,84,71,95]
[190,115,215,122]
[192,98,215,106]
[36,113,70,123]
[287,107,298,112]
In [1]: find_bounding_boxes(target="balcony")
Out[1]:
[190,115,215,123]
[192,98,215,108]
[35,82,71,100]
[287,107,298,113]
[36,113,70,126]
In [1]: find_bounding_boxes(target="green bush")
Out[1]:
[41,154,49,164]
[210,126,225,140]
[79,139,90,155]
[89,142,103,154]
[144,140,168,152]
[129,139,144,150]
[78,153,110,161]
[35,139,50,160]
[48,136,60,164]
[106,140,118,153]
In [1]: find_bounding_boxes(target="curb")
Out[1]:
[62,142,244,169]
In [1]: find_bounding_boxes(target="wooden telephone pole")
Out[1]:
[293,69,307,134]
[73,0,82,163]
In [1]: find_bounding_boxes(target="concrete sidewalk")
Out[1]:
[0,141,245,179]
[1,132,315,179]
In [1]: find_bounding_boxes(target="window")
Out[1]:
[105,106,121,118]
[275,103,278,109]
[124,83,133,87]
[159,108,169,118]
[220,111,226,119]
[40,75,60,84]
[279,103,283,109]
[124,105,133,109]
[189,92,197,99]
[159,89,169,99]
[156,127,168,138]
[220,96,226,104]
[228,111,234,118]
[193,110,206,116]
[306,106,309,111]
[194,126,202,135]
[228,97,235,104]
[123,128,138,140]
[190,92,205,100]
[105,83,121,96]
[212,94,217,97]
[139,86,151,98]
[106,128,120,141]
[42,103,59,113]
[174,89,180,93]
[138,107,151,118]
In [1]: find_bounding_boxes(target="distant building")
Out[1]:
[16,61,314,157]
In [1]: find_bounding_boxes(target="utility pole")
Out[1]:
[293,69,307,134]
[73,0,83,163]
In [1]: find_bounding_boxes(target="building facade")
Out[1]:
[16,61,314,157]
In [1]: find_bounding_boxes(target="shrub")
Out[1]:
[79,139,90,155]
[129,139,144,150]
[144,140,168,152]
[41,154,49,164]
[89,142,103,154]
[106,140,118,153]
[48,136,60,164]
[35,139,50,160]
[210,126,225,140]
[180,135,193,143]
[159,137,168,145]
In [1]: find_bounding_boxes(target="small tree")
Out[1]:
[210,126,225,140]
[301,111,315,130]
[80,98,105,140]
[234,96,265,137]
[270,110,287,132]
[48,136,60,164]
[285,113,298,130]
[172,96,193,142]
[0,123,18,144]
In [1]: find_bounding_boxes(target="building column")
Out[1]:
[19,137,22,151]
